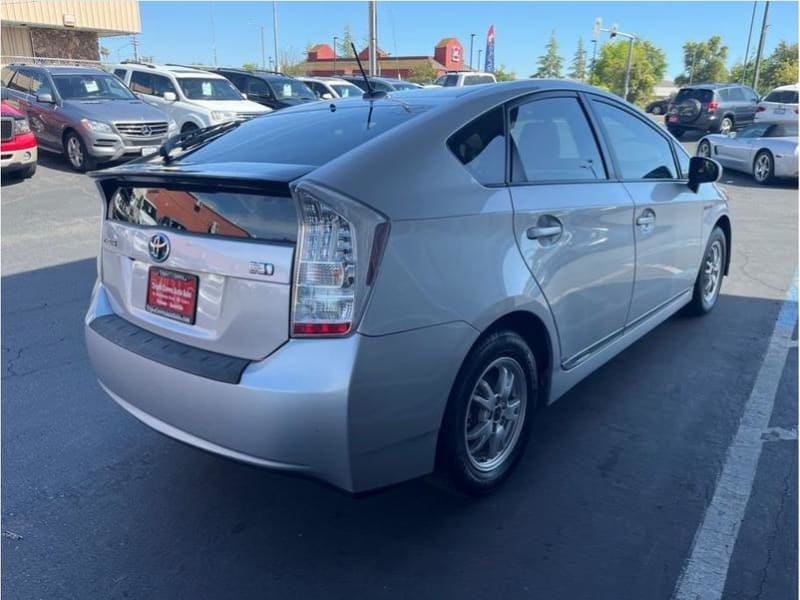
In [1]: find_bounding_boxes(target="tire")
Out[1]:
[686,226,726,316]
[752,150,774,185]
[436,331,538,495]
[668,127,685,139]
[652,105,663,115]
[20,163,36,178]
[64,131,96,172]
[717,116,734,135]
[697,139,712,158]
[181,122,199,134]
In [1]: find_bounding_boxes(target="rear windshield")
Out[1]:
[180,103,429,167]
[764,89,799,104]
[674,88,714,104]
[109,187,297,242]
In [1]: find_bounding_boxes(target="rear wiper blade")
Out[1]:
[159,120,240,163]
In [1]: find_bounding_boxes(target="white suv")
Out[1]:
[112,64,270,133]
[434,71,497,87]
[755,83,799,124]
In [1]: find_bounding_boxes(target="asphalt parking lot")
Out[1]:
[2,139,797,599]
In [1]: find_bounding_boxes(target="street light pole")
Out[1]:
[272,1,279,72]
[742,0,758,83]
[260,26,266,70]
[622,35,634,101]
[333,36,338,75]
[590,38,598,85]
[469,33,475,70]
[752,0,770,92]
[477,49,483,72]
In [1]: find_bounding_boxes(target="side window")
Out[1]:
[509,96,607,183]
[592,100,678,180]
[9,68,34,93]
[150,74,177,98]
[675,143,691,179]
[223,72,245,90]
[113,69,128,81]
[310,81,326,98]
[447,106,506,185]
[248,77,271,97]
[728,87,746,101]
[130,71,153,95]
[743,87,759,102]
[718,89,730,102]
[29,71,52,97]
[1,67,16,87]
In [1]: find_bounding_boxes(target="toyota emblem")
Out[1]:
[148,233,170,262]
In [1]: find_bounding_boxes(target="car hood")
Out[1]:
[63,99,169,122]
[183,99,270,113]
[279,97,316,106]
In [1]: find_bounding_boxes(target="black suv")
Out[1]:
[666,83,759,138]
[210,68,316,110]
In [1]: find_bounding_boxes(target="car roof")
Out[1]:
[112,64,226,78]
[680,83,748,90]
[11,64,107,76]
[299,77,357,84]
[771,83,799,91]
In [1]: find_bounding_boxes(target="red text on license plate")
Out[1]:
[146,267,198,324]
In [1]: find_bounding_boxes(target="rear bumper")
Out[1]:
[0,145,37,170]
[85,282,475,492]
[775,154,799,178]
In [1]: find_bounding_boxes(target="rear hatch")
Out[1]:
[757,88,799,119]
[669,88,714,125]
[95,164,307,360]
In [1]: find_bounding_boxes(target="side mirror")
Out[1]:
[163,91,177,102]
[242,92,248,99]
[320,92,334,100]
[36,93,54,104]
[688,156,722,193]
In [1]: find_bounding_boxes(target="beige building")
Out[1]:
[1,0,140,65]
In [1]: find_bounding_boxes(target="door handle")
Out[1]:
[636,214,655,226]
[526,224,563,239]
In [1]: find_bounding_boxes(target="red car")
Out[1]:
[1,100,37,179]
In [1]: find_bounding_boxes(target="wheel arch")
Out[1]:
[714,214,732,276]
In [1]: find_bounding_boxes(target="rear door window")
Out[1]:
[447,106,506,185]
[151,74,177,98]
[592,100,678,180]
[8,68,34,94]
[728,87,746,101]
[509,96,607,183]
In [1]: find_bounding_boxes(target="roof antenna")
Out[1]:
[352,42,387,101]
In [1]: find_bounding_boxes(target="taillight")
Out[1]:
[707,101,719,111]
[290,182,388,337]
[756,105,766,112]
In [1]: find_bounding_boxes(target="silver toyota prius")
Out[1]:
[85,80,730,495]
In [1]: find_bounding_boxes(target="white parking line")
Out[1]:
[673,274,798,600]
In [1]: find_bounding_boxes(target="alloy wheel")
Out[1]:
[67,136,84,169]
[702,239,723,304]
[698,140,711,157]
[719,118,733,135]
[754,153,771,183]
[464,357,527,472]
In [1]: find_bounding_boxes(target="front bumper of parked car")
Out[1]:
[1,131,37,171]
[87,132,170,161]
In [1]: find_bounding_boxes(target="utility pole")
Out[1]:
[589,38,598,85]
[622,35,635,101]
[469,33,475,70]
[272,1,279,72]
[131,35,140,62]
[210,1,217,65]
[752,0,770,92]
[368,0,378,76]
[333,36,338,75]
[689,47,698,84]
[742,0,758,83]
[477,49,483,72]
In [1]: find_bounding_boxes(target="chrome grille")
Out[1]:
[1,118,13,142]
[114,121,169,137]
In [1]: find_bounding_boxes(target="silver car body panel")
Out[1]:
[86,80,731,492]
[700,132,799,178]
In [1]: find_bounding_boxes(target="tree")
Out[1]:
[531,31,563,78]
[408,62,439,84]
[494,65,517,81]
[674,36,728,85]
[338,24,356,57]
[568,36,587,81]
[758,41,799,93]
[241,62,259,72]
[592,38,667,106]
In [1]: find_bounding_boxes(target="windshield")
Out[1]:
[180,103,429,167]
[331,83,362,98]
[177,77,243,101]
[52,74,135,100]
[674,88,714,104]
[267,78,315,100]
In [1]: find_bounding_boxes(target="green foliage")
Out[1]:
[674,36,728,85]
[408,62,439,84]
[338,24,356,57]
[241,62,259,72]
[592,38,667,106]
[494,65,517,82]
[568,37,587,81]
[758,41,799,94]
[532,31,563,79]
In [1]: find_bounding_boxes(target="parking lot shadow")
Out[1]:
[2,256,797,599]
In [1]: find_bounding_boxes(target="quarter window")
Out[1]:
[592,100,678,180]
[447,106,506,185]
[509,97,606,183]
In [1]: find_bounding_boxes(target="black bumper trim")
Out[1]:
[89,314,250,384]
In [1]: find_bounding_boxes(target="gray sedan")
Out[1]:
[697,122,798,184]
[85,81,729,494]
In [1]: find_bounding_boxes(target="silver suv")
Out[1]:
[85,81,730,495]
[1,64,176,171]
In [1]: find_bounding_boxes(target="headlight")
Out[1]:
[167,119,178,132]
[210,110,235,122]
[81,119,113,133]
[13,118,31,135]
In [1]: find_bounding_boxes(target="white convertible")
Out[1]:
[696,121,798,184]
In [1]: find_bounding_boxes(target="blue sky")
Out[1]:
[103,1,799,80]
